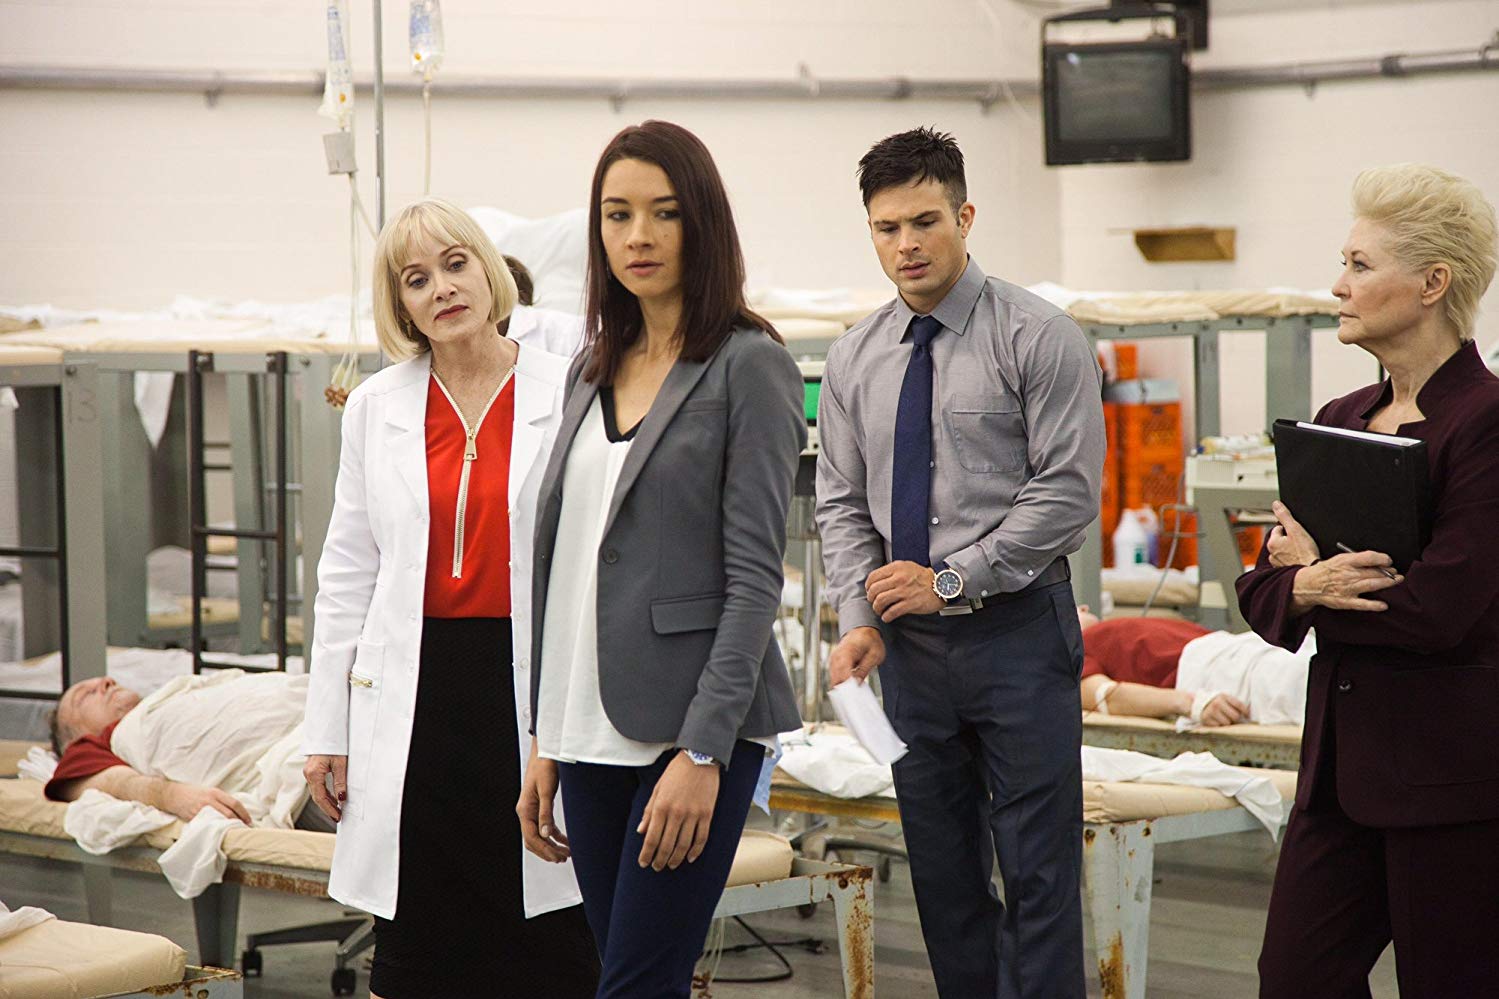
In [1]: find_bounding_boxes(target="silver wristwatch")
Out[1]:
[684,749,718,768]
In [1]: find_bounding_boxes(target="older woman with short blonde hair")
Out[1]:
[302,198,597,998]
[1241,165,1499,997]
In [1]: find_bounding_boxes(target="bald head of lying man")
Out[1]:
[47,676,142,757]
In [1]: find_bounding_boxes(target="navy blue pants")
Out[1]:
[559,740,762,999]
[881,579,1086,999]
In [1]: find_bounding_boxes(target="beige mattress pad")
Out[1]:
[1,319,379,356]
[1084,767,1297,824]
[1083,713,1303,745]
[774,317,846,343]
[772,763,1296,826]
[1066,290,1338,327]
[0,918,186,999]
[1103,573,1200,608]
[727,829,795,887]
[0,777,783,887]
[0,344,63,367]
[0,778,331,869]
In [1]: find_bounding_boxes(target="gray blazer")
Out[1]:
[530,327,806,764]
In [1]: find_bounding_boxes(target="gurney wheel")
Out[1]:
[797,902,819,919]
[240,949,262,977]
[331,967,357,995]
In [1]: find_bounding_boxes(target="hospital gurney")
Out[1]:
[0,320,380,658]
[0,917,242,998]
[1082,713,1302,770]
[770,765,1296,999]
[0,745,873,999]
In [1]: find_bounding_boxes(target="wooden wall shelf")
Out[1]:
[1133,227,1236,262]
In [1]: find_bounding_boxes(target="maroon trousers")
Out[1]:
[1259,778,1499,998]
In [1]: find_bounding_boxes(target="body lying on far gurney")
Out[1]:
[1077,608,1312,728]
[44,671,317,829]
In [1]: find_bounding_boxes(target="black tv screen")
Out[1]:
[1043,38,1191,166]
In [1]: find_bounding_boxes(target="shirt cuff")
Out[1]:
[834,594,881,636]
[943,546,1003,600]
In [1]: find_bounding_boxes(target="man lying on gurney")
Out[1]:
[43,670,324,831]
[1078,609,1312,728]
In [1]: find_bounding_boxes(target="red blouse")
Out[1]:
[422,374,515,619]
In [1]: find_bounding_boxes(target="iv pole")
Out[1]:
[372,0,386,229]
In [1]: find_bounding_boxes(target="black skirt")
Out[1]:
[369,617,599,999]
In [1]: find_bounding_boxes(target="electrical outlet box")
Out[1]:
[323,132,357,175]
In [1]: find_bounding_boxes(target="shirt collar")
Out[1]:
[894,256,987,341]
[1358,339,1485,422]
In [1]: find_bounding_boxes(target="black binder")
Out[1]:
[1271,419,1432,572]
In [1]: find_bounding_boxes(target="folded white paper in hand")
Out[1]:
[826,679,908,766]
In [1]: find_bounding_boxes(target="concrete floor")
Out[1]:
[3,822,1397,998]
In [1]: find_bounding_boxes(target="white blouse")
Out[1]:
[536,395,672,766]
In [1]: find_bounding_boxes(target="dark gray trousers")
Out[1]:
[880,579,1086,999]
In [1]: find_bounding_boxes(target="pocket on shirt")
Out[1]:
[1391,664,1499,786]
[948,398,1026,473]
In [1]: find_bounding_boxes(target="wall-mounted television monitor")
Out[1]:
[1043,37,1191,166]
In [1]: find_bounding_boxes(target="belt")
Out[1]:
[937,558,1071,616]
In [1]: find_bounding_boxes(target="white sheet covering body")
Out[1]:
[302,321,585,921]
[1079,747,1287,837]
[1174,629,1314,726]
[0,901,54,943]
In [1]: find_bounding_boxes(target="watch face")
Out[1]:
[935,570,962,599]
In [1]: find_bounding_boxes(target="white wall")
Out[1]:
[0,0,1056,308]
[2,0,1497,441]
[1057,0,1499,436]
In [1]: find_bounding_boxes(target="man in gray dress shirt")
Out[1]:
[816,127,1105,998]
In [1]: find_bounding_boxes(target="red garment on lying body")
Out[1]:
[44,720,125,800]
[1080,617,1211,687]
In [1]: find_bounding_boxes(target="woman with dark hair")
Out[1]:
[515,119,804,996]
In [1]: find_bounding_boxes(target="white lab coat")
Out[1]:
[301,306,584,919]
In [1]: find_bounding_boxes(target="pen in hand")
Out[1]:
[1335,541,1400,580]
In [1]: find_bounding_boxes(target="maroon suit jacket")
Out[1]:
[1237,340,1499,827]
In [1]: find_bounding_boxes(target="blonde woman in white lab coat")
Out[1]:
[301,199,597,998]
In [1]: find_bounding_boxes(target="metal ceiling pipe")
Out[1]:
[1,37,1494,104]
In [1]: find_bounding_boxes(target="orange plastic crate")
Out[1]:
[1100,403,1120,568]
[1115,343,1138,381]
[1236,525,1267,567]
[1118,402,1183,465]
[1123,463,1182,512]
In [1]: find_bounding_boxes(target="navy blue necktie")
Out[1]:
[891,315,942,566]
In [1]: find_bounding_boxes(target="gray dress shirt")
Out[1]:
[815,257,1106,634]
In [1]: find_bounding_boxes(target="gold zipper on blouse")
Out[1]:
[432,371,511,579]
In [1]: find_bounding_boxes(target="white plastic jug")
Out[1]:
[1113,509,1151,567]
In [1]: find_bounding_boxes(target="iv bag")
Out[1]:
[409,0,445,77]
[319,0,355,129]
